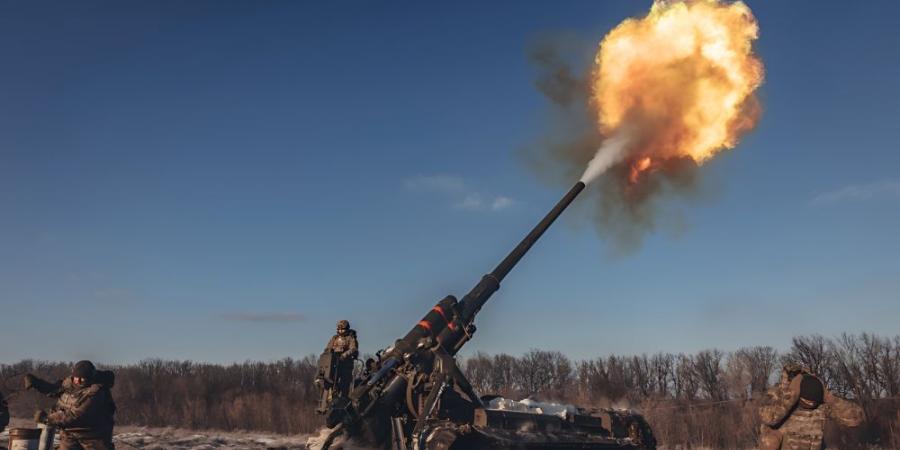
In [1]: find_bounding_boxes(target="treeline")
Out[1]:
[1,333,899,448]
[463,333,900,449]
[1,357,322,434]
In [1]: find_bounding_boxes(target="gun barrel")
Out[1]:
[341,181,588,432]
[492,181,586,281]
[386,181,587,360]
[458,181,586,324]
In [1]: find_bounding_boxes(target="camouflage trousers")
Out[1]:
[58,435,116,450]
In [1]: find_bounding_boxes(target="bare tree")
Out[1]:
[605,355,631,402]
[649,353,675,398]
[513,350,573,398]
[673,353,699,401]
[630,355,652,399]
[576,359,604,403]
[783,335,835,385]
[883,336,900,397]
[693,349,727,401]
[734,346,779,394]
[463,351,496,395]
[491,353,519,397]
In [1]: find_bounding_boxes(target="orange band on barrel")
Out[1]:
[432,306,450,324]
[418,320,433,332]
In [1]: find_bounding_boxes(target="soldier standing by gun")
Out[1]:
[24,360,117,450]
[759,363,864,450]
[315,320,359,411]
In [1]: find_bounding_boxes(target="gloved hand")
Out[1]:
[786,374,803,408]
[24,374,37,390]
[341,351,353,360]
[34,410,48,424]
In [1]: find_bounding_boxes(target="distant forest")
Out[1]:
[3,333,899,449]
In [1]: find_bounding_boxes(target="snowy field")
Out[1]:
[2,419,312,450]
[112,426,311,450]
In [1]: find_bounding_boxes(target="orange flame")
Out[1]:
[592,0,764,181]
[629,157,653,184]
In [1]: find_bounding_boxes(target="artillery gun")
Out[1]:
[317,181,656,450]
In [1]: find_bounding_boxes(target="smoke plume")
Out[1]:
[525,0,764,253]
[579,129,631,184]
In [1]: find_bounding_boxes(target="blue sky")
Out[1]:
[1,1,898,364]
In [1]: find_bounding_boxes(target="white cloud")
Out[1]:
[404,174,516,213]
[811,180,900,206]
[491,196,515,211]
[455,194,484,210]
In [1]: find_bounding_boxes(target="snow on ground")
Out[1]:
[305,427,374,450]
[487,397,578,419]
[113,426,311,450]
[2,419,311,450]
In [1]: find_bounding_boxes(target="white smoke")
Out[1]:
[578,130,631,184]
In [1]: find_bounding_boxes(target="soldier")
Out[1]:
[25,360,117,450]
[321,320,359,398]
[759,363,864,450]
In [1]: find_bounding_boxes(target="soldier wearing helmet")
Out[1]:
[322,320,359,398]
[758,363,864,450]
[327,320,359,360]
[26,360,117,450]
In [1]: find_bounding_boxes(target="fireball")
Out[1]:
[592,0,764,182]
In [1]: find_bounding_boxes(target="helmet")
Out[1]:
[336,320,350,331]
[73,360,96,381]
[782,362,807,378]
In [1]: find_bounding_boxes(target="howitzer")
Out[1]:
[317,181,655,450]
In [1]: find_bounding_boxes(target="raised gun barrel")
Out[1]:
[385,181,587,365]
[464,181,585,321]
[328,181,588,440]
[322,180,657,450]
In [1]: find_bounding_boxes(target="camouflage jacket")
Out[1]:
[34,376,117,441]
[759,374,864,450]
[325,330,359,360]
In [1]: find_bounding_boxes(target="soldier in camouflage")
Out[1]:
[26,360,117,450]
[323,320,359,398]
[758,363,864,450]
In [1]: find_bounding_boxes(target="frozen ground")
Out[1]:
[2,419,311,450]
[113,426,311,450]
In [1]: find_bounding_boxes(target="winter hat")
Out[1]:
[73,360,96,380]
